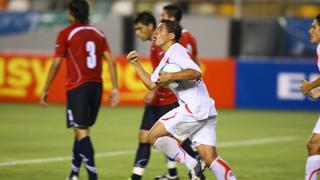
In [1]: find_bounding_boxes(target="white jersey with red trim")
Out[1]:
[151,43,217,120]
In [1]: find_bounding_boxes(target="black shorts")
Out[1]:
[140,102,179,130]
[66,82,102,128]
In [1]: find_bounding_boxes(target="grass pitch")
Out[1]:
[0,103,318,179]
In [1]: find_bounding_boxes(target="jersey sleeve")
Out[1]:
[172,53,201,73]
[151,64,162,83]
[102,37,111,52]
[54,30,67,57]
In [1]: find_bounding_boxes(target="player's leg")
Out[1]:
[75,128,97,180]
[305,118,320,180]
[67,82,101,180]
[78,82,102,180]
[149,107,204,173]
[130,106,155,180]
[68,138,82,179]
[66,85,86,180]
[149,121,198,170]
[154,104,180,180]
[193,117,236,180]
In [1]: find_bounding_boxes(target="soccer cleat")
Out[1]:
[66,175,78,180]
[188,161,205,180]
[154,174,179,180]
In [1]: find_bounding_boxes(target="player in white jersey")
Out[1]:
[127,19,236,180]
[300,14,320,180]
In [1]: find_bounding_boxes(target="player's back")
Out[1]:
[57,23,109,90]
[179,29,197,60]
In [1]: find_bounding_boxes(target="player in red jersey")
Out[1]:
[128,12,201,180]
[159,4,200,66]
[40,1,119,180]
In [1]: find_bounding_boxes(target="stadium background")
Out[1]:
[1,0,320,179]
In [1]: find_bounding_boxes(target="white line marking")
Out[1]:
[0,136,297,167]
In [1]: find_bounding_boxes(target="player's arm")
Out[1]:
[144,90,156,104]
[301,78,320,94]
[158,69,201,85]
[193,55,201,67]
[308,88,320,100]
[103,51,119,107]
[40,57,63,107]
[127,50,159,90]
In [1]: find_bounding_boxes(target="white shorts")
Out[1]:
[312,117,320,134]
[159,105,217,146]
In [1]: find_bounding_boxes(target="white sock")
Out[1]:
[209,157,236,180]
[305,155,320,180]
[154,136,197,170]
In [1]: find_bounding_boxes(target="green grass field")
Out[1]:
[0,103,318,180]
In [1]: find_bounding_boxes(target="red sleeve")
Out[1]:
[179,31,198,60]
[54,30,68,57]
[190,34,198,57]
[102,37,111,52]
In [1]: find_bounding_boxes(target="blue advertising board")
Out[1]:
[0,12,41,35]
[284,18,316,57]
[236,58,320,109]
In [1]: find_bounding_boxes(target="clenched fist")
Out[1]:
[127,50,139,63]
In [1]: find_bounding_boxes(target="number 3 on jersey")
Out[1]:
[86,41,96,69]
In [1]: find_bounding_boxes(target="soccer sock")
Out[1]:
[181,138,198,159]
[78,136,97,180]
[154,136,197,170]
[209,157,236,180]
[131,143,151,180]
[305,155,320,180]
[69,138,82,177]
[165,158,178,177]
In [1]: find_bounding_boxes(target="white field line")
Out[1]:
[0,136,297,167]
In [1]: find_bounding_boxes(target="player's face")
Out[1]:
[154,23,174,47]
[134,23,154,41]
[309,20,320,44]
[158,10,175,22]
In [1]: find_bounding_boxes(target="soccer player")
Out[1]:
[127,20,236,180]
[300,14,320,180]
[129,12,199,180]
[39,1,119,180]
[159,4,200,66]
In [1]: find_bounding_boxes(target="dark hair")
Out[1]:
[68,0,89,23]
[134,11,156,29]
[160,19,182,42]
[316,14,320,25]
[163,4,183,23]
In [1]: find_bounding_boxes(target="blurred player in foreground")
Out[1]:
[40,0,119,179]
[127,19,236,180]
[300,14,320,180]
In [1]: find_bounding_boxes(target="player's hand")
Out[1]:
[144,90,156,104]
[40,91,48,107]
[109,88,119,107]
[300,79,311,94]
[126,50,139,64]
[308,88,320,100]
[157,71,172,85]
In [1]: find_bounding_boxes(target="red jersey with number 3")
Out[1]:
[54,22,110,90]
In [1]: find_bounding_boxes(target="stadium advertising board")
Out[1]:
[0,53,235,108]
[236,58,320,109]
